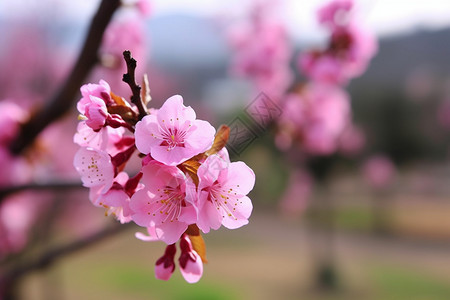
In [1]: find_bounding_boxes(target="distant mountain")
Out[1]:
[347,28,450,163]
[350,27,450,94]
[147,14,229,71]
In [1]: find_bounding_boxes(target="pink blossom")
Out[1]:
[0,101,31,186]
[38,118,83,180]
[0,25,70,102]
[77,80,132,132]
[317,0,353,28]
[276,84,351,155]
[299,1,377,85]
[279,170,313,217]
[339,125,366,156]
[0,100,28,144]
[362,155,396,189]
[178,235,203,284]
[92,172,134,223]
[74,122,127,156]
[300,25,377,84]
[194,153,255,233]
[143,234,203,283]
[154,244,176,281]
[228,4,292,99]
[77,80,111,114]
[130,161,197,244]
[299,53,344,84]
[87,170,143,224]
[73,147,115,193]
[136,0,151,16]
[83,96,108,131]
[437,99,450,130]
[134,95,216,166]
[77,80,113,131]
[135,226,160,242]
[0,192,47,258]
[101,19,146,68]
[0,147,32,187]
[97,14,147,96]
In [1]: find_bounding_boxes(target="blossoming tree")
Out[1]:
[73,66,255,282]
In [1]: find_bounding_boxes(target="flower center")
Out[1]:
[152,185,186,223]
[160,126,187,150]
[204,182,240,220]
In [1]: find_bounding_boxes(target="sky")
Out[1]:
[1,0,450,40]
[148,0,450,37]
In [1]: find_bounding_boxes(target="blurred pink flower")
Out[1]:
[317,0,353,28]
[0,25,71,102]
[0,100,32,186]
[0,100,28,144]
[362,155,396,189]
[194,154,255,233]
[96,8,148,96]
[338,125,366,156]
[279,170,313,216]
[437,99,450,130]
[228,1,292,99]
[134,95,215,166]
[136,0,152,17]
[300,24,377,85]
[39,118,84,180]
[276,83,351,155]
[299,0,377,85]
[0,192,47,258]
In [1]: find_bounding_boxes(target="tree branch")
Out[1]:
[9,0,121,155]
[0,222,134,292]
[0,181,83,200]
[122,50,148,120]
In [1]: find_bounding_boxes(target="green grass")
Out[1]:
[85,263,240,300]
[369,264,450,299]
[335,208,373,231]
[306,207,374,232]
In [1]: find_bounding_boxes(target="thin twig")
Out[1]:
[0,181,83,200]
[9,0,121,155]
[0,222,134,291]
[122,50,148,120]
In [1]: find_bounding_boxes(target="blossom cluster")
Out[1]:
[275,83,351,155]
[0,101,38,258]
[275,0,376,156]
[228,0,292,99]
[73,79,255,283]
[299,0,377,85]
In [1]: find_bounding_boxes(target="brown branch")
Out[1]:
[122,50,148,120]
[0,181,83,200]
[9,0,121,155]
[0,222,134,293]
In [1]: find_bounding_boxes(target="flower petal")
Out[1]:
[73,147,114,192]
[221,196,253,229]
[135,114,160,154]
[179,250,203,284]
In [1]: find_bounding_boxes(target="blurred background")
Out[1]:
[1,0,450,299]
